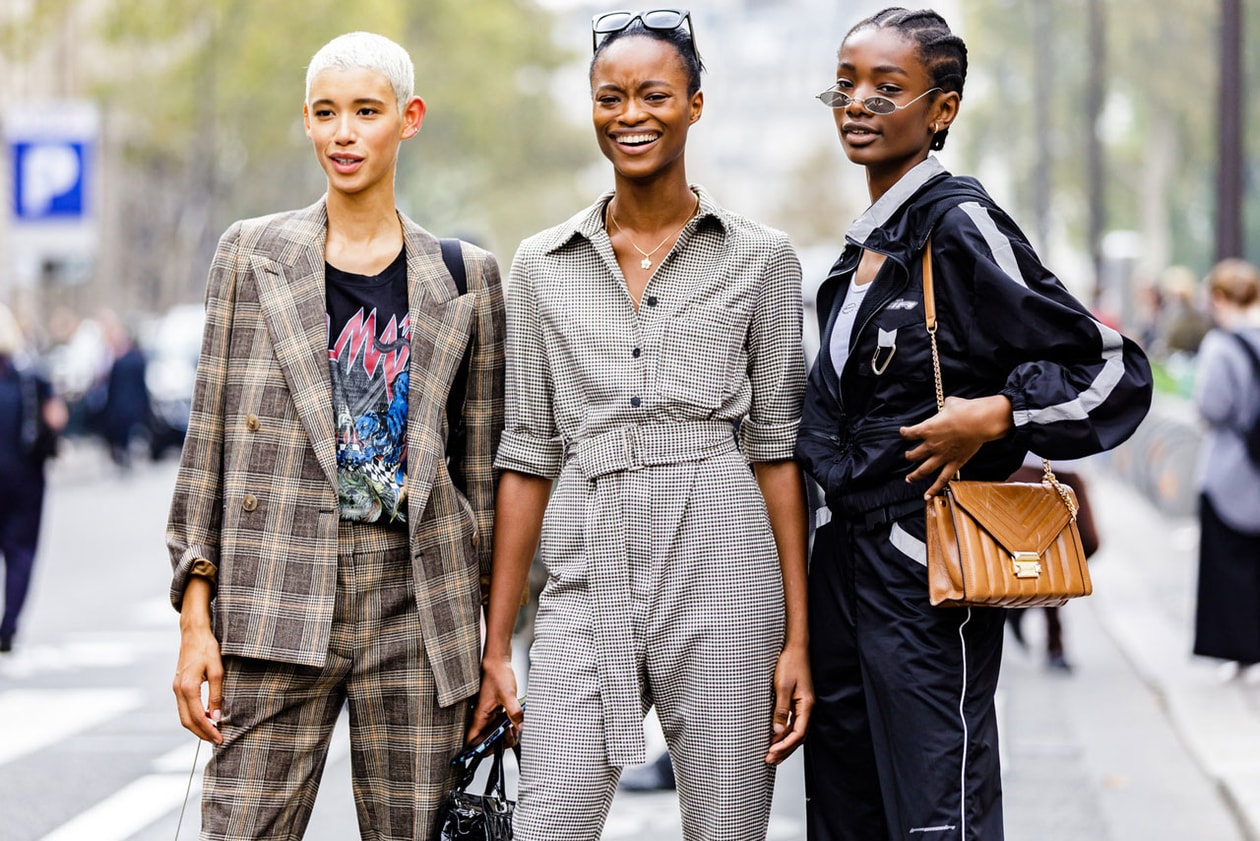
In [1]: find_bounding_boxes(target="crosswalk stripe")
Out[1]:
[0,688,143,766]
[38,774,191,841]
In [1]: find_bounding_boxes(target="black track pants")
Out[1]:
[804,512,1006,840]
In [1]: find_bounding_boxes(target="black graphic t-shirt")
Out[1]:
[326,247,410,524]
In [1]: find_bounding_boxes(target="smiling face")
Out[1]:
[590,35,703,184]
[303,66,424,201]
[832,26,958,196]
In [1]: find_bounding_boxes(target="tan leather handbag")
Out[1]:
[920,241,1093,608]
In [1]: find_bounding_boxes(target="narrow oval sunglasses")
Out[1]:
[816,86,941,115]
[592,8,698,56]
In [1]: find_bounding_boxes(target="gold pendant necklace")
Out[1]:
[607,195,700,270]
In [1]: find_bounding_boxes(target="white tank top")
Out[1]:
[829,278,874,378]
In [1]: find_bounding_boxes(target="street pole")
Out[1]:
[1085,0,1105,302]
[1215,0,1243,261]
[1032,0,1052,257]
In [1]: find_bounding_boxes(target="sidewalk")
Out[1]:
[993,464,1259,840]
[1085,469,1260,839]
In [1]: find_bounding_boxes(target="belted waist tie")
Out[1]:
[566,420,739,765]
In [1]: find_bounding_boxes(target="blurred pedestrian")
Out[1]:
[1191,258,1260,681]
[1156,265,1211,358]
[167,32,504,838]
[795,9,1153,839]
[98,318,150,467]
[0,303,68,653]
[1006,458,1102,673]
[471,10,812,839]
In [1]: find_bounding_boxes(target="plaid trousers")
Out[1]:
[200,521,465,840]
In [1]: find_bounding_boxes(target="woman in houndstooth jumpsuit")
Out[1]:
[471,11,813,841]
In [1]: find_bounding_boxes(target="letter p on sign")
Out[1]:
[13,141,86,219]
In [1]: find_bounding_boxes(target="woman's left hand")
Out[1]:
[900,394,1013,497]
[765,641,813,765]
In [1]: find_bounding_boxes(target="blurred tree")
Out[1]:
[50,0,592,304]
[776,145,867,249]
[957,0,1254,279]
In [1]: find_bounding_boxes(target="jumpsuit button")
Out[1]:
[246,414,260,432]
[241,494,258,512]
[630,396,641,408]
[645,296,658,307]
[632,347,641,358]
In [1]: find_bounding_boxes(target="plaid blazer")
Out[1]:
[167,197,505,707]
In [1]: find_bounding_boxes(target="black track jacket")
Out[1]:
[795,157,1153,518]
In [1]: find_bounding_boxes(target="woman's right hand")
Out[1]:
[173,624,225,744]
[900,394,1014,497]
[172,576,224,745]
[468,657,523,746]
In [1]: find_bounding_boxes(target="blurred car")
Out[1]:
[142,304,205,459]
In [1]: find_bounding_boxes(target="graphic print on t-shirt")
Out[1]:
[326,251,410,524]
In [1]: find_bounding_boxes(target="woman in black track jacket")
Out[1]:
[798,9,1153,841]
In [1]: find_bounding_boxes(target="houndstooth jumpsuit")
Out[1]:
[494,186,805,840]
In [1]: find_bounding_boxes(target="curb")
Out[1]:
[1089,470,1260,841]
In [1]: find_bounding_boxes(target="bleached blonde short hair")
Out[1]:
[305,32,414,113]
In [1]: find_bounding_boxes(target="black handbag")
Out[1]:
[432,738,519,841]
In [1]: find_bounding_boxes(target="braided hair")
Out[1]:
[844,7,968,151]
[591,21,705,97]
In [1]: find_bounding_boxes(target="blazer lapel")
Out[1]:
[401,217,476,528]
[254,200,339,489]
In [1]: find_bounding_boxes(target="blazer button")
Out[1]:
[471,532,480,548]
[241,494,258,512]
[246,414,260,432]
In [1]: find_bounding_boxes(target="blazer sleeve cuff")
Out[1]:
[170,545,219,610]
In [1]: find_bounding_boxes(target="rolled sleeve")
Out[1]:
[495,248,564,479]
[494,429,565,478]
[170,546,221,609]
[741,234,806,462]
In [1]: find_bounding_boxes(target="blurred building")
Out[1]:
[5,0,963,329]
[1,1,113,325]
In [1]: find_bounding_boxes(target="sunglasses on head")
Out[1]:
[592,8,698,57]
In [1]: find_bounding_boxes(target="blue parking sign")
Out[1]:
[12,140,88,220]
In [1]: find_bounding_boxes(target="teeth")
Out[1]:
[618,134,659,146]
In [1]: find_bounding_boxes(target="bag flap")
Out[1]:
[947,480,1074,556]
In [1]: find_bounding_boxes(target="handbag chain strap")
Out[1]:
[1040,460,1078,520]
[920,240,1076,520]
[922,240,947,415]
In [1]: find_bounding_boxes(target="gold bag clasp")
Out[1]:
[1011,552,1042,579]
